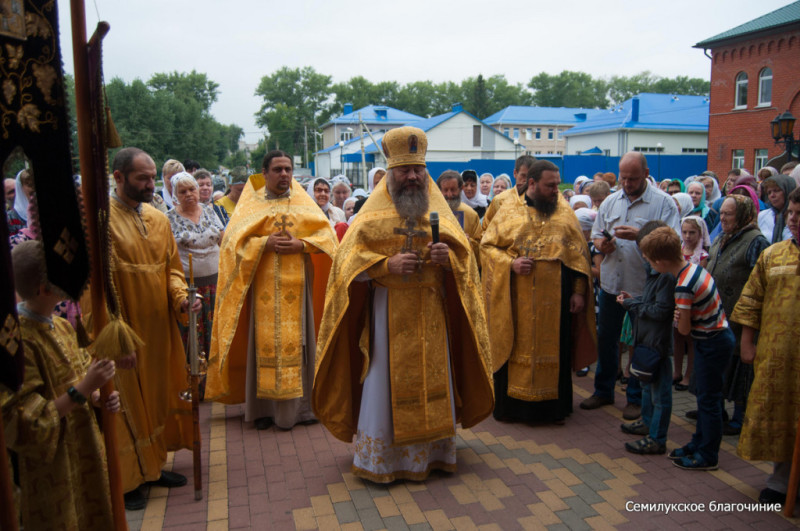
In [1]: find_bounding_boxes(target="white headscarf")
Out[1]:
[461,171,488,209]
[13,170,30,222]
[573,176,589,193]
[569,194,592,209]
[791,165,800,188]
[575,208,597,232]
[352,188,368,199]
[673,192,695,218]
[307,178,331,212]
[368,167,385,192]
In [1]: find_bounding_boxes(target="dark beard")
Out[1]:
[389,177,429,220]
[446,197,460,211]
[532,195,557,216]
[123,178,153,203]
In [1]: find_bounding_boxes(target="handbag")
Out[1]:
[629,344,661,383]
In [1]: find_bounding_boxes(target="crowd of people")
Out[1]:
[4,134,800,527]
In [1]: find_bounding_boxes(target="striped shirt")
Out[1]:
[675,262,728,339]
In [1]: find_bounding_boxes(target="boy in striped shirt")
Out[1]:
[639,227,735,471]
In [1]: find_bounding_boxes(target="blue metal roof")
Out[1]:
[483,105,606,125]
[323,105,424,127]
[695,1,800,48]
[562,93,709,136]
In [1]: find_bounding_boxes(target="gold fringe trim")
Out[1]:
[351,461,456,484]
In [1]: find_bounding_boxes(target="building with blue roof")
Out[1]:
[321,104,424,149]
[484,106,606,156]
[562,93,709,157]
[314,104,518,186]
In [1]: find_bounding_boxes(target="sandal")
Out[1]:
[674,383,689,391]
[625,436,666,455]
[673,454,718,471]
[667,444,697,461]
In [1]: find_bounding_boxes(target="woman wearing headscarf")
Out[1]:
[757,175,796,244]
[687,181,719,232]
[573,175,589,194]
[708,184,761,243]
[479,173,494,197]
[672,192,695,218]
[330,174,352,209]
[168,172,225,392]
[569,194,591,210]
[367,167,386,193]
[460,169,488,218]
[308,178,346,226]
[696,175,722,207]
[7,169,34,237]
[708,195,769,435]
[490,174,512,200]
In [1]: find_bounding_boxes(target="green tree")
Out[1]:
[606,71,710,105]
[254,66,332,161]
[462,74,532,118]
[148,70,219,112]
[528,71,608,108]
[105,73,242,170]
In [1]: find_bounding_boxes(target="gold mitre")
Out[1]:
[381,126,427,169]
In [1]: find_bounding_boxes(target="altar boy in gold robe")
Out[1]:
[207,151,337,430]
[313,127,494,483]
[481,160,597,424]
[4,240,120,530]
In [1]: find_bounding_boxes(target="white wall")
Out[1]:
[565,132,620,155]
[566,130,708,156]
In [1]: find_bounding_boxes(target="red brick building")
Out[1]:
[694,2,800,177]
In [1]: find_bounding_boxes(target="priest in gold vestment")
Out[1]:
[206,151,337,430]
[109,148,198,510]
[481,160,597,424]
[436,170,482,262]
[730,188,800,506]
[313,127,494,483]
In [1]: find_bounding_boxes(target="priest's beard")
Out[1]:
[388,172,429,220]
[532,193,557,216]
[445,196,461,211]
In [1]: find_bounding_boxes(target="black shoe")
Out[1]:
[124,488,147,511]
[685,410,698,420]
[625,436,666,455]
[758,488,786,505]
[147,470,187,488]
[723,422,742,436]
[674,383,689,391]
[621,419,649,436]
[576,367,589,377]
[254,417,274,430]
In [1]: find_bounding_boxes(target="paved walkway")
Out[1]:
[126,371,799,530]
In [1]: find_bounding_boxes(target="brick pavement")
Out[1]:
[126,370,800,530]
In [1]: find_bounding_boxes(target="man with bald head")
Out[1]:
[110,147,200,510]
[580,152,680,420]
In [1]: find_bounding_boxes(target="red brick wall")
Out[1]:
[705,29,800,179]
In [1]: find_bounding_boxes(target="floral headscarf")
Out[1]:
[718,195,758,249]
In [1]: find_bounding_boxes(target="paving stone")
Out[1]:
[357,507,385,531]
[384,515,411,531]
[569,483,606,506]
[335,501,360,524]
[485,443,514,460]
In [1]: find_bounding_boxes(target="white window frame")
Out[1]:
[734,72,748,109]
[732,149,745,169]
[525,128,532,140]
[758,68,772,107]
[754,148,768,172]
[535,128,541,139]
[547,128,554,140]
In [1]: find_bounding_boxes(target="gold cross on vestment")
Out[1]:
[517,236,546,258]
[275,215,293,236]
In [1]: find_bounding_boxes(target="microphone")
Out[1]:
[430,212,439,244]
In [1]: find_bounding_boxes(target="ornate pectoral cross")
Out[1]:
[394,217,426,280]
[517,237,535,258]
[275,214,293,237]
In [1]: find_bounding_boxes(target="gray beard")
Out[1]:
[390,183,429,220]
[446,197,461,211]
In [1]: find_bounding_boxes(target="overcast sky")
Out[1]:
[57,0,790,144]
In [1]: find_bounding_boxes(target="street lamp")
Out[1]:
[771,111,797,161]
[339,140,345,176]
[513,138,520,159]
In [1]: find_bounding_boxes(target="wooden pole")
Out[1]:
[69,2,126,529]
[783,413,800,517]
[0,413,18,531]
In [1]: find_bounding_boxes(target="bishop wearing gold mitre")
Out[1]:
[481,160,597,425]
[313,127,494,483]
[206,151,337,430]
